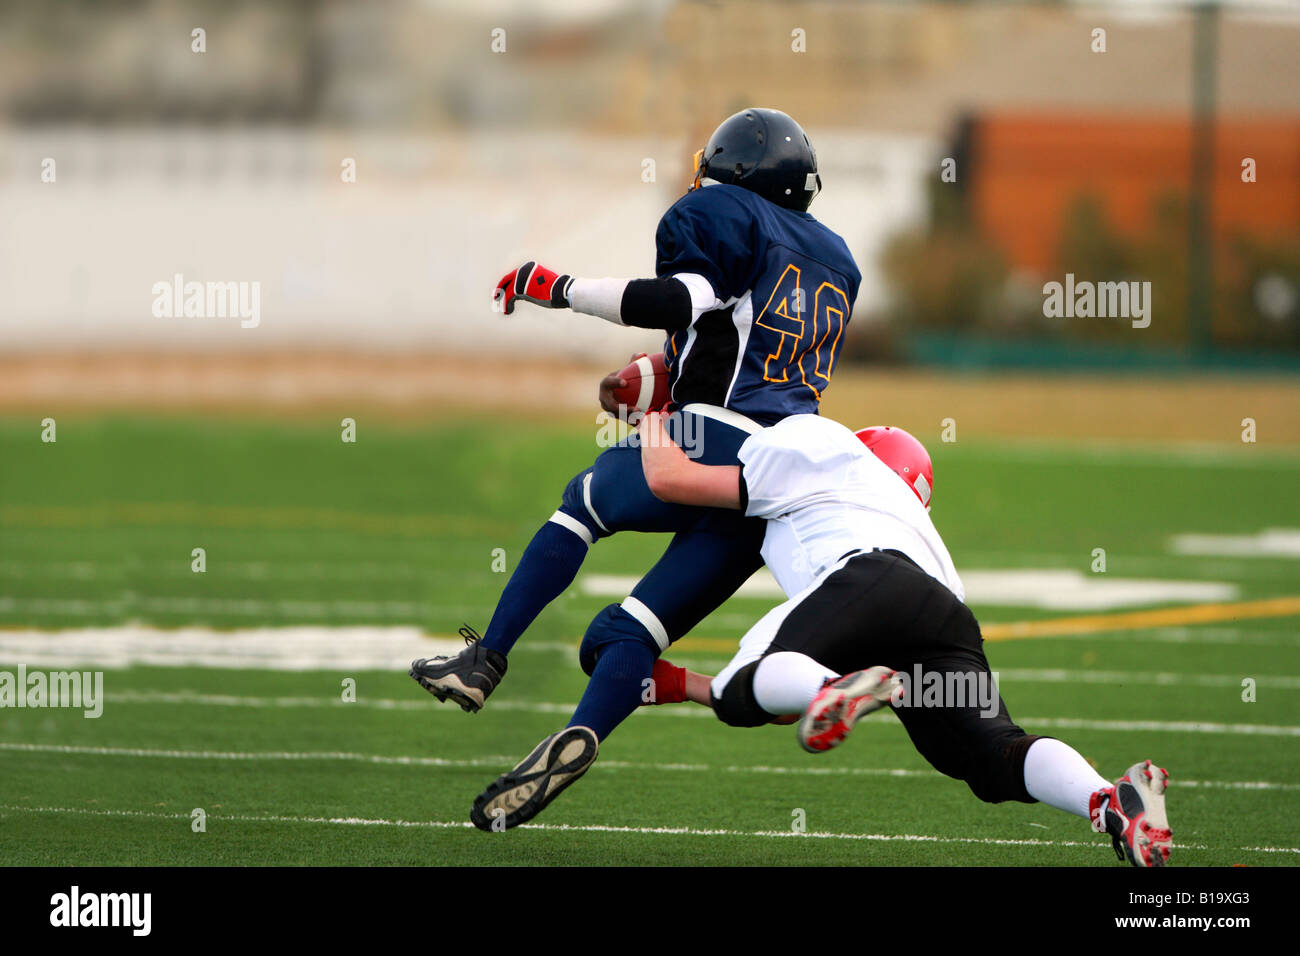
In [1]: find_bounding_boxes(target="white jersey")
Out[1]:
[737,414,964,601]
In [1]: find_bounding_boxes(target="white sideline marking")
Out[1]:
[959,439,1300,470]
[6,621,1294,673]
[583,570,1239,611]
[0,802,1112,847]
[0,596,432,619]
[960,571,1238,610]
[1170,528,1300,559]
[2,802,1297,855]
[584,572,785,601]
[0,560,448,582]
[106,689,613,717]
[4,550,1291,582]
[0,741,521,767]
[86,689,1300,737]
[1021,717,1300,737]
[997,668,1300,690]
[3,741,1297,792]
[8,620,1292,674]
[0,625,581,671]
[1068,627,1299,647]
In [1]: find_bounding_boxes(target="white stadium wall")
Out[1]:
[0,129,935,358]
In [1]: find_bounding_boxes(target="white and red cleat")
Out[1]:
[1091,760,1173,867]
[797,666,902,754]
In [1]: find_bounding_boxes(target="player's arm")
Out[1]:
[493,262,699,331]
[495,189,739,330]
[642,657,710,707]
[637,411,742,510]
[646,659,798,724]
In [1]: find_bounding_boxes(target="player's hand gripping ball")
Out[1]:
[601,352,670,419]
[494,261,574,315]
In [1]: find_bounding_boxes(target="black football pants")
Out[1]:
[713,549,1044,804]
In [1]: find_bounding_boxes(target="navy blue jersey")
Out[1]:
[654,184,861,426]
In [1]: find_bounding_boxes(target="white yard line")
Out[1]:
[0,561,455,582]
[1019,717,1300,737]
[1170,529,1300,559]
[0,742,518,767]
[0,597,430,619]
[957,440,1300,469]
[1064,627,1298,646]
[583,570,1242,612]
[995,669,1300,690]
[0,625,574,671]
[103,689,602,714]
[1,802,1295,855]
[2,624,1296,672]
[3,741,1297,793]
[88,688,1300,737]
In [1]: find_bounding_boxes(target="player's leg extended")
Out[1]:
[892,657,1172,864]
[481,430,702,652]
[888,652,1169,864]
[740,551,1056,801]
[836,555,1173,865]
[414,410,756,712]
[565,506,766,741]
[468,512,765,831]
[410,440,686,712]
[704,550,1171,863]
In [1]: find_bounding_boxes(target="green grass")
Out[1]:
[1,414,1298,865]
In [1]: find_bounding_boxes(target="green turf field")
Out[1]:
[1,415,1298,865]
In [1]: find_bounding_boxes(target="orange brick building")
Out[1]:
[968,114,1300,277]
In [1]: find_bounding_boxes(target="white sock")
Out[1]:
[1023,737,1112,819]
[752,652,839,715]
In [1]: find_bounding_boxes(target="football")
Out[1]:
[611,351,671,414]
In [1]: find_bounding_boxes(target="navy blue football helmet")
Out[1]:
[690,108,821,211]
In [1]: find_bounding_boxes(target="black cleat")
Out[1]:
[409,625,507,713]
[470,726,599,831]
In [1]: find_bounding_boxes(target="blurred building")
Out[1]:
[0,0,1296,364]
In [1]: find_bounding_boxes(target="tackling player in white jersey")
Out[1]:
[637,410,1173,867]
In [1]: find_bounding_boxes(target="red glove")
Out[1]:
[494,261,574,315]
[643,658,687,705]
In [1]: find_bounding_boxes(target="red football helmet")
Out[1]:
[854,425,934,510]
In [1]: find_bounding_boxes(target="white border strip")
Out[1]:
[5,741,1297,792]
[2,802,1296,855]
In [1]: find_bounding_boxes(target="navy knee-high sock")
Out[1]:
[480,521,589,656]
[567,640,655,741]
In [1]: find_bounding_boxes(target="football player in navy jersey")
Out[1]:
[408,108,862,830]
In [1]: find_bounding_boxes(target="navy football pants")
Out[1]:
[484,409,765,740]
[563,411,765,663]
